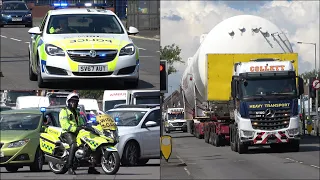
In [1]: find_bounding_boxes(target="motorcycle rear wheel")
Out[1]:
[101,151,120,175]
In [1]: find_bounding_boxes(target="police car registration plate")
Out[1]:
[78,65,108,72]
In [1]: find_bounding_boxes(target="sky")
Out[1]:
[160,0,320,97]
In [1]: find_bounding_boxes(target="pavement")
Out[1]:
[0,160,160,179]
[0,19,159,90]
[161,132,320,179]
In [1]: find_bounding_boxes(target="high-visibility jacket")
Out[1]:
[59,108,85,133]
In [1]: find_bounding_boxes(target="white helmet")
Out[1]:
[66,92,80,106]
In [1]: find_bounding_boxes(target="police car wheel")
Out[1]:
[30,148,44,172]
[29,53,37,81]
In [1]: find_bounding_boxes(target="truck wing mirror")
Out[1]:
[298,77,304,96]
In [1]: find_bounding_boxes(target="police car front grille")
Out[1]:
[67,50,117,63]
[249,109,291,130]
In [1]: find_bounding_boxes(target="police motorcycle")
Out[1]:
[39,107,120,175]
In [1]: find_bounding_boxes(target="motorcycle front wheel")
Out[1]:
[101,151,120,175]
[48,161,68,174]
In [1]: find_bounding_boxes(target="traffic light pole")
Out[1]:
[307,79,311,119]
[316,88,319,136]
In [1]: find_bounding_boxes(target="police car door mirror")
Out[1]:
[298,77,304,96]
[145,121,157,127]
[128,26,139,35]
[28,27,41,35]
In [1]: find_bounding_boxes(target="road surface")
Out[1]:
[0,26,159,90]
[161,132,320,179]
[0,160,160,179]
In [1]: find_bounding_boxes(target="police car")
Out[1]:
[27,3,140,88]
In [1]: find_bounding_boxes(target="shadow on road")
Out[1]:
[41,79,155,90]
[0,57,28,59]
[300,136,320,145]
[1,59,28,63]
[247,145,320,154]
[0,169,51,173]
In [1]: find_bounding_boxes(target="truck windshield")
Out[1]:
[136,97,160,104]
[168,113,184,120]
[241,77,297,98]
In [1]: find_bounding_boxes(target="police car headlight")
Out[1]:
[119,43,135,56]
[8,139,30,148]
[45,44,65,56]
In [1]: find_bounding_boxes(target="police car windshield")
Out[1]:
[3,2,28,10]
[0,113,41,130]
[47,14,125,34]
[241,78,297,97]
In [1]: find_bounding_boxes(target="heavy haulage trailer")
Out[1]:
[180,15,304,154]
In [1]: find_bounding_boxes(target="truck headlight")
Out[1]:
[119,43,135,56]
[45,44,65,56]
[287,128,299,136]
[241,130,254,137]
[8,139,30,148]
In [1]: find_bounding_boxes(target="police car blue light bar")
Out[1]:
[53,3,68,7]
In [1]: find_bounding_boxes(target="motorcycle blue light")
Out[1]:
[40,107,46,113]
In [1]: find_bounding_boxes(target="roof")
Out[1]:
[109,105,160,111]
[49,8,115,16]
[1,108,42,114]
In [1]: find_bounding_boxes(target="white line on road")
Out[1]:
[138,47,146,50]
[10,38,21,41]
[286,157,320,169]
[140,56,155,58]
[0,35,7,38]
[156,51,160,53]
[25,42,30,44]
[184,167,191,176]
[310,165,320,169]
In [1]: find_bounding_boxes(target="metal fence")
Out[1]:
[127,0,159,30]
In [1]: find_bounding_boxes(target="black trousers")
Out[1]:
[63,132,77,168]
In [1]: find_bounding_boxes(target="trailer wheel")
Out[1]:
[236,129,248,154]
[213,133,220,147]
[204,127,209,143]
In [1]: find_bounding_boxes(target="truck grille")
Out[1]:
[171,122,184,126]
[249,109,290,130]
[67,50,118,63]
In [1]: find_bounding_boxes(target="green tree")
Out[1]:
[160,44,184,75]
[78,90,104,100]
[300,69,319,79]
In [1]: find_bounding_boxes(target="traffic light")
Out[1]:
[160,60,168,93]
[309,77,316,98]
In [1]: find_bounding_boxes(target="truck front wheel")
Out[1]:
[236,129,248,154]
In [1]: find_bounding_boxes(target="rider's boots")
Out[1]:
[67,143,77,175]
[88,167,100,174]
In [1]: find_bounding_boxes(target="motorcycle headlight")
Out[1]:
[8,139,30,148]
[119,43,135,56]
[45,44,65,56]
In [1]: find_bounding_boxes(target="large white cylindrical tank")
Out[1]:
[181,15,293,108]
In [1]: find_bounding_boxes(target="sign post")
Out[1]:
[312,79,320,136]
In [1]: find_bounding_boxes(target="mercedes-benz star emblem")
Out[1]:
[89,50,97,57]
[265,109,275,118]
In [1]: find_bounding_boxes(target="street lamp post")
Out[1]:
[297,41,318,136]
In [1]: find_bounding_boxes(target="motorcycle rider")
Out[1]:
[59,92,100,175]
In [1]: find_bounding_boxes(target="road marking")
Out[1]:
[184,167,191,176]
[286,157,320,169]
[129,35,160,41]
[10,38,21,42]
[25,42,30,44]
[310,165,320,169]
[156,51,160,53]
[0,35,7,38]
[138,47,146,50]
[139,56,154,57]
